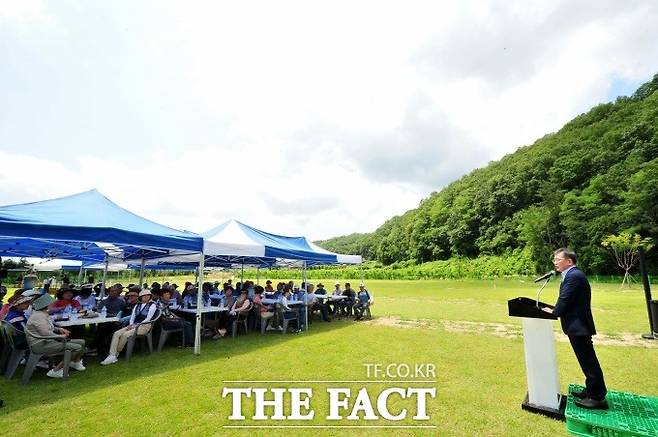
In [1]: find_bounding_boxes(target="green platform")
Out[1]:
[566,384,658,437]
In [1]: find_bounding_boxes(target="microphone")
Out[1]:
[534,270,555,283]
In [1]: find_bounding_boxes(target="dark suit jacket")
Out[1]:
[552,267,596,336]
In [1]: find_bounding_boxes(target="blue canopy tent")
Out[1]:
[0,189,203,263]
[0,189,210,353]
[142,219,362,267]
[141,220,362,334]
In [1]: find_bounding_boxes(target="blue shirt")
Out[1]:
[5,308,27,332]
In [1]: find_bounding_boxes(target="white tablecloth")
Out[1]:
[53,316,120,327]
[175,306,229,314]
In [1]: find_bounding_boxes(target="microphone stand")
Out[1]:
[536,276,552,309]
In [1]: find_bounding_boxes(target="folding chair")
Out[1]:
[126,309,161,360]
[22,326,72,385]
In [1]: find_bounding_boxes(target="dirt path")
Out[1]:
[365,316,658,348]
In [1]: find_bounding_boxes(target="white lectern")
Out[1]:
[508,297,566,420]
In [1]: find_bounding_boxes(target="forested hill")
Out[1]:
[318,74,658,274]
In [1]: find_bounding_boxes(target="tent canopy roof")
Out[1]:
[144,220,362,267]
[203,220,361,265]
[0,189,203,261]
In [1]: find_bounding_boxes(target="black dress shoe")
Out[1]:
[570,389,587,399]
[575,397,608,410]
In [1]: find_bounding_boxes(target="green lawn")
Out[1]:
[1,278,656,436]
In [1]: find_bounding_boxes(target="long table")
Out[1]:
[53,316,120,327]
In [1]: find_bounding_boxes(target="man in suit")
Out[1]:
[551,248,608,409]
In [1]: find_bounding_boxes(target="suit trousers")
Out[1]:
[569,335,607,400]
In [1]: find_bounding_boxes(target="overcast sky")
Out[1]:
[1,0,657,241]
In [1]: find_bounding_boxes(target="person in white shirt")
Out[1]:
[101,289,157,365]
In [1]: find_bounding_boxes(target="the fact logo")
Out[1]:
[222,362,437,425]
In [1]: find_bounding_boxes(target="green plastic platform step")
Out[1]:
[566,384,658,437]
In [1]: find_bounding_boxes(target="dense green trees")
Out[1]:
[318,74,658,274]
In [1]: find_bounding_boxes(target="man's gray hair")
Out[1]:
[555,248,577,264]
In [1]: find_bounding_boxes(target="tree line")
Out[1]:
[318,74,658,275]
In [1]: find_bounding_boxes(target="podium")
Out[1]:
[508,297,566,420]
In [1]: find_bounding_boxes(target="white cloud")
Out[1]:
[0,0,657,243]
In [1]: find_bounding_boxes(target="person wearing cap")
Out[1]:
[25,293,86,378]
[51,288,81,314]
[120,287,140,326]
[353,283,372,320]
[101,288,158,365]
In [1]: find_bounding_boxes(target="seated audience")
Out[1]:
[168,283,183,304]
[4,294,32,348]
[222,289,251,338]
[75,284,97,310]
[26,294,86,378]
[340,282,356,316]
[98,284,127,316]
[353,283,372,320]
[183,285,209,308]
[252,286,276,329]
[120,287,140,325]
[159,288,193,347]
[304,284,330,322]
[50,288,81,314]
[0,289,25,321]
[88,283,127,356]
[315,283,327,295]
[101,289,158,365]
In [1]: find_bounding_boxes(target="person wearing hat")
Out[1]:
[0,289,26,321]
[25,293,86,378]
[315,283,327,295]
[51,288,81,314]
[101,288,157,365]
[265,280,274,293]
[4,294,33,348]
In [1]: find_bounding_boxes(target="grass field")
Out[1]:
[1,278,656,436]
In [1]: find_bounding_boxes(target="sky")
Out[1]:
[1,0,657,241]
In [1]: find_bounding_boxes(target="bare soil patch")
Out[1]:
[365,317,658,348]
